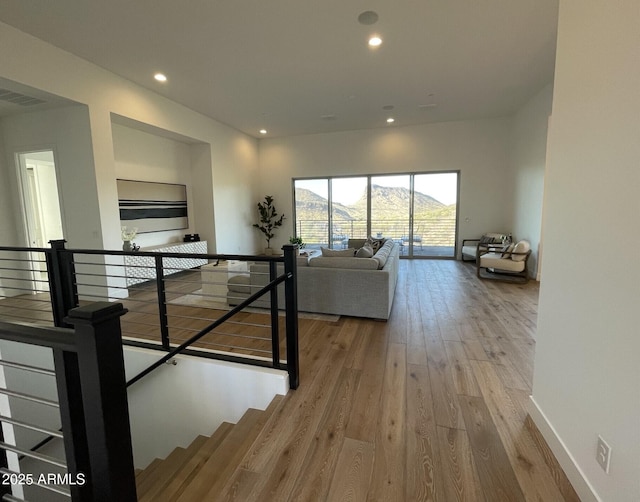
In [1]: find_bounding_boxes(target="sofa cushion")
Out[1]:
[348,239,367,249]
[479,252,526,272]
[511,240,530,261]
[227,274,251,294]
[308,256,379,270]
[355,243,374,258]
[321,247,356,257]
[372,240,394,269]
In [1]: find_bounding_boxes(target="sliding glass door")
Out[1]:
[331,177,367,248]
[412,173,458,257]
[294,179,329,250]
[370,175,411,248]
[293,171,458,258]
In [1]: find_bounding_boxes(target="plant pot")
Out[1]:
[123,240,132,251]
[263,247,274,256]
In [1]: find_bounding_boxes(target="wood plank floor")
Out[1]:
[178,259,579,501]
[1,259,580,500]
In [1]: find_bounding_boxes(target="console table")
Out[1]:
[124,241,208,287]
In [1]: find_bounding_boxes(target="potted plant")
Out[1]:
[289,236,305,254]
[121,226,138,251]
[253,195,285,255]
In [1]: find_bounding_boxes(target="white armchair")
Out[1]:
[476,240,531,283]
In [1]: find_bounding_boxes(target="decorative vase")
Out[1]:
[123,240,132,251]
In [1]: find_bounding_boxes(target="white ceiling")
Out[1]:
[0,1,558,138]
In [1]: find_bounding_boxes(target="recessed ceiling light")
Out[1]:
[386,117,395,124]
[154,73,167,82]
[368,36,382,47]
[259,129,268,134]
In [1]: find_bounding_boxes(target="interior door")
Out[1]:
[17,151,64,290]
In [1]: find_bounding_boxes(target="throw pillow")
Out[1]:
[501,243,515,258]
[321,247,356,257]
[355,243,374,258]
[511,240,530,261]
[366,237,386,253]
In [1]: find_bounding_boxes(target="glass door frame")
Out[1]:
[292,170,460,259]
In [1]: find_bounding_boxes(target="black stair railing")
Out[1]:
[126,246,299,388]
[0,241,300,389]
[0,302,136,502]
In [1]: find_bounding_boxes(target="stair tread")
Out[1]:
[183,434,209,458]
[176,397,285,502]
[159,422,236,502]
[136,446,190,498]
[135,394,285,502]
[134,457,162,485]
[135,425,234,501]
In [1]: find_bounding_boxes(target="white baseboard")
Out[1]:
[528,396,600,502]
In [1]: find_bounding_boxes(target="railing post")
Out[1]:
[154,256,171,350]
[269,261,280,368]
[46,239,78,328]
[53,342,91,501]
[63,302,137,502]
[282,245,299,389]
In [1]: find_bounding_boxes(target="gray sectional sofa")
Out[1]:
[227,239,400,320]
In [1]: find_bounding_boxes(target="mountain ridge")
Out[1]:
[295,184,455,222]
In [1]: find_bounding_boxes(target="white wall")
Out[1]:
[530,1,640,501]
[258,118,514,254]
[510,84,553,278]
[0,22,259,254]
[112,123,196,249]
[0,106,101,249]
[0,139,18,246]
[209,133,260,254]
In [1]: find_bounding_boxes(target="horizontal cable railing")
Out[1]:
[0,247,55,327]
[0,302,136,501]
[126,267,293,387]
[0,241,300,390]
[0,344,67,500]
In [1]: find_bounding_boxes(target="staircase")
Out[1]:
[135,395,284,502]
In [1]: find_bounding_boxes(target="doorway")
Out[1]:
[16,150,64,290]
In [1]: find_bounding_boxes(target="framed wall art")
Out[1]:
[117,179,188,233]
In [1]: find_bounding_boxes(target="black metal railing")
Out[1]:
[0,241,300,389]
[125,252,299,388]
[0,302,136,502]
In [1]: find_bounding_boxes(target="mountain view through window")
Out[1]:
[294,172,458,258]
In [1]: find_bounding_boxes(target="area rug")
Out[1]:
[169,290,340,322]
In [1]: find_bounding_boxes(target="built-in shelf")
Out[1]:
[124,241,208,287]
